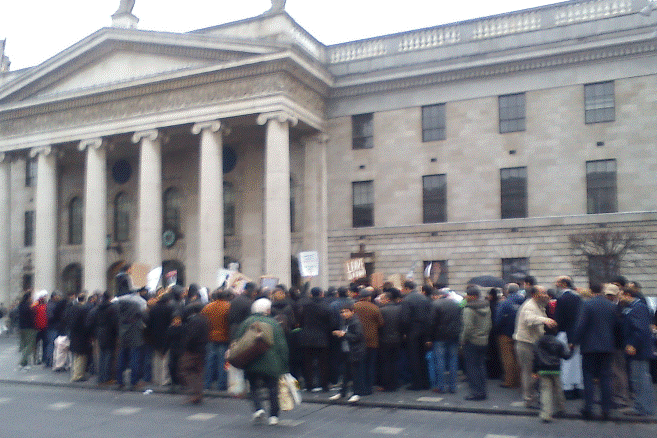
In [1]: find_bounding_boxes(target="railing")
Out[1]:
[326,0,639,64]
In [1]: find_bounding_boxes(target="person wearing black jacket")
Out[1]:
[427,288,462,394]
[146,292,174,386]
[66,293,92,382]
[534,325,572,422]
[379,289,402,391]
[298,287,331,392]
[329,301,366,403]
[18,291,36,369]
[90,291,118,385]
[400,280,431,390]
[180,299,209,404]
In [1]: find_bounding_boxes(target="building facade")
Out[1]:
[1,0,656,304]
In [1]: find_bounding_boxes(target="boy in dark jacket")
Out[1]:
[329,302,365,403]
[534,325,572,422]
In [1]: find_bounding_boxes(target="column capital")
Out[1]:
[132,129,167,144]
[191,120,231,136]
[0,152,8,163]
[29,146,53,158]
[77,138,107,152]
[257,110,299,127]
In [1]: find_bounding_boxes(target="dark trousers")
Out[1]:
[581,352,613,414]
[337,351,363,397]
[302,347,329,390]
[247,372,279,417]
[98,348,114,383]
[407,331,429,389]
[169,351,183,386]
[181,351,205,400]
[360,347,378,395]
[463,343,488,398]
[379,343,400,391]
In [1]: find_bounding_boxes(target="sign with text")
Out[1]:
[345,258,366,281]
[298,251,319,277]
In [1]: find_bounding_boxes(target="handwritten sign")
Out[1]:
[299,251,319,277]
[345,258,366,281]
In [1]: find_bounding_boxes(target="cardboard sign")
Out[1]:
[217,269,232,288]
[345,258,366,281]
[298,251,319,277]
[147,266,162,293]
[370,272,385,289]
[387,274,403,290]
[129,263,150,289]
[260,276,279,291]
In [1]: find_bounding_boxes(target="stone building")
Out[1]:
[1,0,656,304]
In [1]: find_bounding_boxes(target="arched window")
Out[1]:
[62,263,82,295]
[114,192,130,242]
[224,181,235,236]
[163,187,181,234]
[68,196,83,245]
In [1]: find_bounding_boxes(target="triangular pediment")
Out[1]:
[0,27,282,104]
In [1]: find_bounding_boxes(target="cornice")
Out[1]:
[330,39,657,99]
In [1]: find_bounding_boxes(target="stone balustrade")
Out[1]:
[327,0,640,64]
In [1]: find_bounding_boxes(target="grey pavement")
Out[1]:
[0,333,654,424]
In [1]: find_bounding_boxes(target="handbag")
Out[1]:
[226,320,274,369]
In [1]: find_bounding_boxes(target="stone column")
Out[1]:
[257,111,297,285]
[133,129,164,270]
[303,133,330,290]
[79,138,107,293]
[192,120,228,289]
[31,146,58,291]
[0,154,11,305]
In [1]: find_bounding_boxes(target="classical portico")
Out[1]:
[0,10,330,298]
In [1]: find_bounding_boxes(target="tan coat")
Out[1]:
[513,298,551,344]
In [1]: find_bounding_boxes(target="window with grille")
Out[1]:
[423,174,447,223]
[585,81,615,124]
[352,180,374,228]
[500,167,527,219]
[499,93,526,133]
[422,104,446,142]
[586,159,617,214]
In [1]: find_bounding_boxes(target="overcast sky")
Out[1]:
[2,0,561,70]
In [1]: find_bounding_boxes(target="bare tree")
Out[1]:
[569,229,656,284]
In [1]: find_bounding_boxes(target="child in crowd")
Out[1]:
[534,323,572,422]
[329,302,365,403]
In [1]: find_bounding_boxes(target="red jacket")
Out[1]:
[33,302,48,331]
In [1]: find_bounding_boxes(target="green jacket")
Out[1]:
[460,299,492,346]
[234,313,289,378]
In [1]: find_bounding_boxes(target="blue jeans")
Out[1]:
[44,329,59,368]
[432,341,459,392]
[463,343,487,398]
[98,349,114,383]
[204,342,228,390]
[117,346,145,386]
[629,359,656,416]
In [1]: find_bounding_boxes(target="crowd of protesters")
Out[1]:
[9,268,657,424]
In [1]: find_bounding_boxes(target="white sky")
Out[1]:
[1,0,560,70]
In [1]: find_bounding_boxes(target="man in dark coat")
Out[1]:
[227,282,257,340]
[115,286,147,390]
[378,289,402,391]
[90,291,118,385]
[400,280,431,390]
[180,292,209,404]
[329,301,366,403]
[572,283,619,420]
[298,287,331,391]
[146,292,174,386]
[494,282,524,388]
[66,293,92,382]
[620,287,656,416]
[427,288,462,393]
[554,275,583,398]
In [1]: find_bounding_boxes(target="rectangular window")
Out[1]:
[352,180,374,228]
[422,104,446,142]
[502,258,529,284]
[25,158,37,187]
[24,210,34,247]
[422,174,447,223]
[500,167,527,219]
[423,260,449,288]
[499,93,526,133]
[352,113,373,149]
[586,159,617,214]
[585,81,615,124]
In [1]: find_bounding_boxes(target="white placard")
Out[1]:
[345,258,366,281]
[299,251,319,277]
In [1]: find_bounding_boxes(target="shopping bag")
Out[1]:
[226,321,274,369]
[278,375,294,411]
[227,365,246,396]
[283,373,301,405]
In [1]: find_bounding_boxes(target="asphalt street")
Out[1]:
[1,383,656,438]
